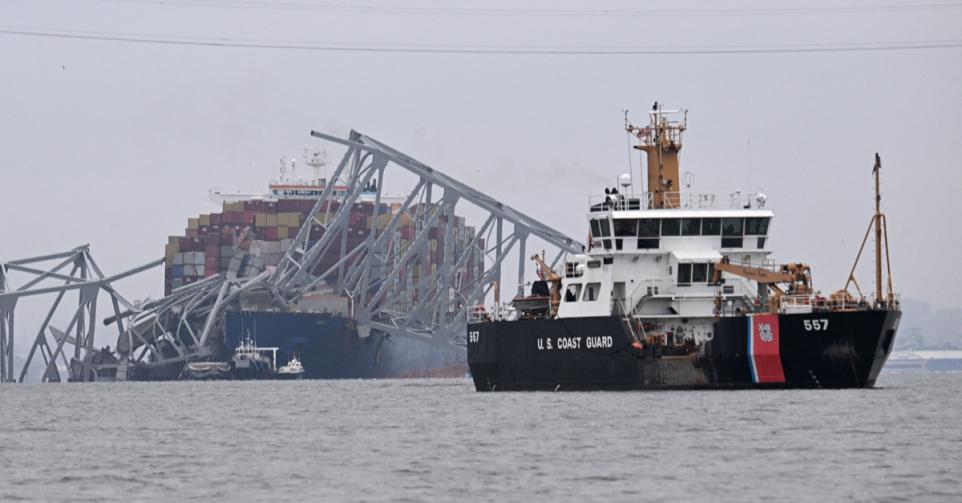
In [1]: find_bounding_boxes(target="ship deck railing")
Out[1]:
[780,293,901,313]
[468,303,518,323]
[588,191,768,212]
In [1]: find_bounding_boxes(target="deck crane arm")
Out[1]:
[531,254,562,318]
[711,258,813,313]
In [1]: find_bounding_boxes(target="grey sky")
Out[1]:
[2,0,961,352]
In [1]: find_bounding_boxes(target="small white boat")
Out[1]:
[275,356,305,380]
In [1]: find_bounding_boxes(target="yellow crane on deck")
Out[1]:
[710,258,813,314]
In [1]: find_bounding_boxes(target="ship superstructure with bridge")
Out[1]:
[467,103,902,390]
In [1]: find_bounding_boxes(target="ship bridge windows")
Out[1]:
[681,218,701,236]
[600,219,611,237]
[721,217,744,248]
[590,219,602,238]
[637,238,660,249]
[564,283,582,302]
[590,219,613,250]
[637,218,660,249]
[721,237,743,248]
[638,219,659,237]
[661,218,681,236]
[745,217,770,236]
[613,219,637,237]
[722,218,743,236]
[702,218,721,235]
[600,216,768,250]
[612,217,632,250]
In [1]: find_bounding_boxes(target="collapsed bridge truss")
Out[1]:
[0,130,582,382]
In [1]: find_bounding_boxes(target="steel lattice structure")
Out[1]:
[0,246,162,382]
[0,130,582,382]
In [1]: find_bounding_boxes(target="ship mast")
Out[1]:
[843,153,896,308]
[873,153,883,305]
[626,102,687,209]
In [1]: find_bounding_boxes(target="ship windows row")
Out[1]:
[592,217,769,238]
[677,263,716,286]
[563,282,602,302]
[590,217,770,250]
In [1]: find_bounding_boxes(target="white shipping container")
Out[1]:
[172,253,184,266]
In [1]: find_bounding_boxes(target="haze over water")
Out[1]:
[1,373,959,502]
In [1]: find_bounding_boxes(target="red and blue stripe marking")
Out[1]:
[747,314,786,384]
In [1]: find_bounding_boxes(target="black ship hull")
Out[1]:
[225,311,467,380]
[230,358,274,380]
[468,310,900,391]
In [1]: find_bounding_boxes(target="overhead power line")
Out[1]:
[2,27,962,55]
[95,0,962,17]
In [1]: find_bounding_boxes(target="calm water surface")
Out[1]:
[1,373,960,502]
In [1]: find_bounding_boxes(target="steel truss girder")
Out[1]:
[0,246,162,382]
[266,129,583,347]
[1,128,583,384]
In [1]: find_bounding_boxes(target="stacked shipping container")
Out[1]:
[164,199,485,299]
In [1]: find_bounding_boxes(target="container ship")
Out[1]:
[467,104,901,391]
[155,152,478,380]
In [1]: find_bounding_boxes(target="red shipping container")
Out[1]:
[210,213,222,225]
[242,211,255,224]
[277,200,293,212]
[262,227,278,240]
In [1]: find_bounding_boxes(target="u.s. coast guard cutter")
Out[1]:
[467,103,901,391]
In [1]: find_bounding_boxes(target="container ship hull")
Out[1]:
[467,310,900,391]
[226,311,467,379]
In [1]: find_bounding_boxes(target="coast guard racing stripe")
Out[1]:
[747,314,786,384]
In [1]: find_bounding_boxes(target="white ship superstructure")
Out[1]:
[209,149,404,205]
[468,102,901,391]
[546,106,773,345]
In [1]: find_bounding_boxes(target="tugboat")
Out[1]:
[275,356,305,380]
[467,103,901,391]
[230,333,278,380]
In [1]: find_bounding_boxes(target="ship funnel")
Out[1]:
[626,102,687,209]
